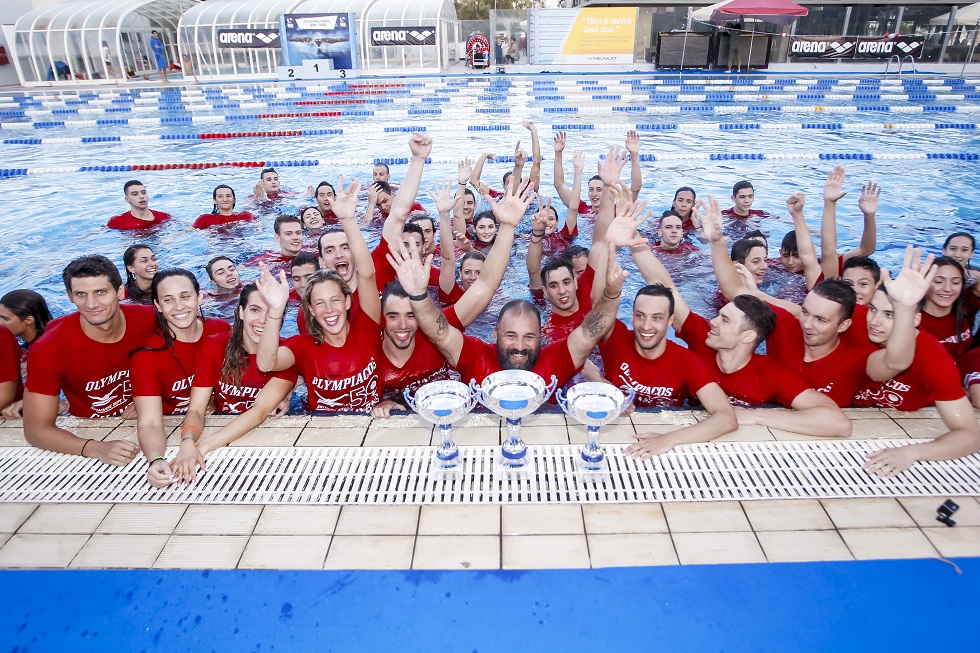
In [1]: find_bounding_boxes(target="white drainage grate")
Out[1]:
[1,440,979,505]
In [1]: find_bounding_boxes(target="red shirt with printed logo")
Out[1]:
[599,320,716,407]
[131,319,230,415]
[193,332,298,414]
[284,310,382,412]
[919,310,973,361]
[453,334,579,387]
[26,305,158,418]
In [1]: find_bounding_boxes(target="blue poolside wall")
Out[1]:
[1,558,977,651]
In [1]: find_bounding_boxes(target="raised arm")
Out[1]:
[430,180,463,295]
[510,140,526,196]
[848,180,880,260]
[524,120,542,192]
[382,133,432,245]
[866,246,936,381]
[526,200,548,291]
[469,152,494,197]
[552,131,574,208]
[704,194,749,301]
[389,241,465,366]
[23,391,139,465]
[453,158,472,234]
[785,192,823,290]
[566,241,627,367]
[625,130,642,202]
[455,180,537,327]
[255,263,296,373]
[630,244,692,331]
[820,165,847,280]
[335,177,380,323]
[564,150,584,236]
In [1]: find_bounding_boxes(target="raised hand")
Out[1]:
[257,262,290,315]
[253,181,267,199]
[514,140,527,167]
[522,119,537,133]
[428,179,461,214]
[823,165,847,203]
[734,262,759,291]
[409,131,433,159]
[597,145,628,187]
[625,129,640,157]
[572,150,584,172]
[457,158,472,184]
[786,192,805,216]
[486,176,536,228]
[859,180,881,216]
[531,198,551,235]
[880,245,936,308]
[331,175,362,222]
[386,236,432,298]
[452,230,472,252]
[553,131,567,153]
[607,185,651,249]
[701,196,724,243]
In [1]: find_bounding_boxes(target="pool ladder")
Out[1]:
[884,54,917,77]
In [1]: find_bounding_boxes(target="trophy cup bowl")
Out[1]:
[557,382,635,474]
[404,380,477,473]
[475,371,558,474]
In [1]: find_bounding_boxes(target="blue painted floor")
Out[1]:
[2,558,976,652]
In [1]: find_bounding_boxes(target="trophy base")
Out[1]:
[495,454,535,479]
[576,455,610,482]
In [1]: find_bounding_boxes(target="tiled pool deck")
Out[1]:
[1,407,978,571]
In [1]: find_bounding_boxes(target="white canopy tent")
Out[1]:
[930,2,980,26]
[12,0,198,86]
[178,0,459,80]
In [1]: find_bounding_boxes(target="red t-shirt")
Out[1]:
[678,312,810,407]
[722,208,768,220]
[26,304,158,418]
[854,330,966,411]
[130,318,230,415]
[193,211,256,229]
[107,209,170,230]
[439,282,465,306]
[244,251,295,278]
[599,320,716,407]
[840,303,873,350]
[919,310,973,361]
[453,334,579,387]
[380,308,462,399]
[542,265,594,343]
[371,239,399,293]
[0,327,24,402]
[543,220,579,257]
[283,310,382,412]
[193,332,298,414]
[653,241,698,255]
[765,305,876,407]
[959,348,980,388]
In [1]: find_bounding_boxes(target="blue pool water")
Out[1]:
[1,74,979,335]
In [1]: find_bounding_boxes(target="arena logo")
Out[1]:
[217,29,281,49]
[370,26,437,46]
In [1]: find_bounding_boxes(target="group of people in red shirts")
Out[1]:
[1,125,979,489]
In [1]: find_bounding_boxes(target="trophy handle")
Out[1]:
[403,387,418,413]
[543,375,559,400]
[620,386,636,414]
[555,387,569,414]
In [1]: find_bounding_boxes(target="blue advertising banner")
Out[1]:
[279,13,358,70]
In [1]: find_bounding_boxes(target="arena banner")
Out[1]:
[216,29,281,49]
[370,26,437,47]
[790,35,923,60]
[279,13,358,70]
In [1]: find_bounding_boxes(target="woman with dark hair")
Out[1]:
[193,185,255,228]
[131,269,229,488]
[123,244,157,304]
[0,290,54,417]
[300,206,325,229]
[920,257,973,360]
[170,284,297,483]
[471,211,498,249]
[943,232,980,290]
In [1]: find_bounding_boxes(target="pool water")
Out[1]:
[1,74,979,339]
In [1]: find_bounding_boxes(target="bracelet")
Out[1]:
[531,231,545,237]
[180,424,201,441]
[148,456,167,467]
[603,290,622,300]
[79,438,93,457]
[408,291,429,302]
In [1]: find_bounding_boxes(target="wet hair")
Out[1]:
[744,229,767,242]
[408,214,435,235]
[841,256,880,282]
[291,251,320,272]
[931,257,968,343]
[274,214,302,235]
[780,231,798,257]
[732,295,776,346]
[64,255,124,293]
[943,231,975,251]
[211,184,236,214]
[132,269,202,365]
[315,181,336,198]
[810,279,857,323]
[659,211,684,229]
[260,167,277,179]
[302,269,351,346]
[205,255,234,281]
[462,188,476,202]
[123,180,143,194]
[560,245,589,264]
[588,175,603,185]
[473,211,498,244]
[373,162,390,174]
[502,170,513,187]
[381,279,410,310]
[635,283,675,316]
[730,238,767,264]
[541,257,574,286]
[300,206,322,227]
[459,250,486,270]
[373,180,392,196]
[122,244,155,304]
[673,186,696,202]
[0,290,53,343]
[497,299,541,327]
[220,284,259,387]
[317,227,346,258]
[732,180,754,196]
[402,221,424,243]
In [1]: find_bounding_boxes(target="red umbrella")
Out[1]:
[717,0,808,25]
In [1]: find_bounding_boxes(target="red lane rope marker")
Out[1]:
[253,110,344,119]
[199,130,304,139]
[129,161,268,171]
[321,91,388,97]
[293,98,367,105]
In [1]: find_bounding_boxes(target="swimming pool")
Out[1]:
[1,73,979,333]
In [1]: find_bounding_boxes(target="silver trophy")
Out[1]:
[475,370,558,474]
[557,382,636,475]
[404,380,477,473]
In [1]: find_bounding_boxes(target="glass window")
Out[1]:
[793,6,848,36]
[849,5,900,37]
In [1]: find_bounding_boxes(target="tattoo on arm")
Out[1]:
[583,310,608,338]
[436,311,448,338]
